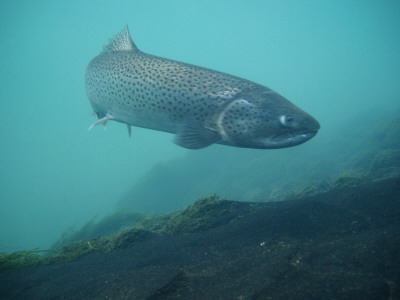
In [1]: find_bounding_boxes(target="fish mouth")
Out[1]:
[260,130,319,149]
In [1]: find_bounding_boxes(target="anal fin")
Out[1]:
[127,124,132,138]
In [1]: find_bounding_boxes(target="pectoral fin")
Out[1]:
[174,122,220,149]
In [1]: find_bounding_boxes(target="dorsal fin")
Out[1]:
[102,25,139,54]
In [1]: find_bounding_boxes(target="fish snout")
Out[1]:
[279,113,320,135]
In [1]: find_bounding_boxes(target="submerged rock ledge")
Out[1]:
[0,177,399,299]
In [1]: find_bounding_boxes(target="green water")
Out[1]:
[0,0,399,252]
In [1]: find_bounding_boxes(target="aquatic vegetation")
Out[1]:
[0,248,48,271]
[91,208,145,236]
[43,240,102,264]
[130,194,235,236]
[281,184,321,201]
[51,208,144,251]
[157,194,234,236]
[46,228,157,264]
[332,172,365,190]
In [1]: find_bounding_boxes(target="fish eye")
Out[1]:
[286,115,295,123]
[279,115,295,127]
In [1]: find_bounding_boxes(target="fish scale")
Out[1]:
[85,26,320,149]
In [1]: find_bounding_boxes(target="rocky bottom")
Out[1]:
[0,177,399,300]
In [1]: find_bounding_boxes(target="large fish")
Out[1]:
[86,26,320,149]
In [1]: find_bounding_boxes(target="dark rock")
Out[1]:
[0,177,399,299]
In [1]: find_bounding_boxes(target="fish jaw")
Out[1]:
[256,130,319,149]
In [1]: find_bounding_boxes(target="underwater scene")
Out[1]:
[1,1,399,299]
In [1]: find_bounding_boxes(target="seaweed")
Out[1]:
[51,208,145,251]
[157,194,232,236]
[43,240,101,264]
[124,194,231,236]
[332,172,366,190]
[0,248,54,271]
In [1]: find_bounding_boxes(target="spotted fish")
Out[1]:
[85,26,320,149]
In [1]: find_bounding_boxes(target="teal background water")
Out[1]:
[0,1,399,252]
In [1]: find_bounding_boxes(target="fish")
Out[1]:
[85,26,320,149]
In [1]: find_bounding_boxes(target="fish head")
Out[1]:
[216,88,320,149]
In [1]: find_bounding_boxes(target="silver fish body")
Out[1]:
[85,26,320,149]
